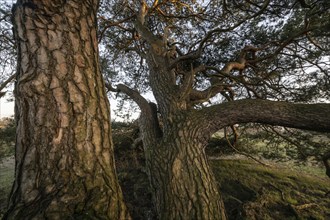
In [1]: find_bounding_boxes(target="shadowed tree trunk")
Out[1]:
[4,1,130,219]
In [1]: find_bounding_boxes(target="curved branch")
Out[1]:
[187,59,247,104]
[207,58,247,76]
[189,88,218,104]
[0,74,15,97]
[178,64,205,101]
[111,83,163,143]
[195,99,330,138]
[116,84,149,110]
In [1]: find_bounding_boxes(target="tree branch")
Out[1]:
[224,126,271,167]
[105,82,150,113]
[110,83,163,142]
[0,74,15,97]
[169,0,270,69]
[178,64,205,101]
[195,99,330,138]
[186,58,247,104]
[98,15,135,42]
[116,84,149,110]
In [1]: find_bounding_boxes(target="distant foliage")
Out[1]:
[222,124,330,166]
[0,117,15,159]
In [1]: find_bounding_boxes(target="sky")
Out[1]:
[0,95,14,118]
[0,94,138,121]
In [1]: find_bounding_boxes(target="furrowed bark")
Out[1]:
[142,41,228,219]
[147,128,226,220]
[144,118,227,220]
[5,1,130,219]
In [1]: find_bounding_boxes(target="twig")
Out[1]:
[294,203,317,210]
[224,127,271,167]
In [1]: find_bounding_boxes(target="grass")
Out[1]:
[0,156,14,218]
[211,159,330,220]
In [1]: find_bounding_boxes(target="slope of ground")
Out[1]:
[1,156,329,219]
[0,156,14,217]
[212,159,330,220]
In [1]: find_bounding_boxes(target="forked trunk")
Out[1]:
[5,1,130,219]
[135,45,228,219]
[144,124,227,220]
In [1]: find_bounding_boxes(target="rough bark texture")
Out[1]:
[5,1,130,219]
[145,122,227,220]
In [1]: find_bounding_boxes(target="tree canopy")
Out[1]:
[1,0,329,111]
[98,0,330,109]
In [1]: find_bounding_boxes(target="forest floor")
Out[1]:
[1,154,329,219]
[0,156,14,216]
[211,158,329,220]
[116,152,330,220]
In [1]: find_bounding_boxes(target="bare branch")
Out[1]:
[0,74,15,97]
[196,99,330,138]
[98,15,135,42]
[224,126,271,167]
[116,84,149,110]
[178,64,205,101]
[111,83,163,141]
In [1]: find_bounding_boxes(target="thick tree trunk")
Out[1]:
[142,120,227,220]
[133,38,228,218]
[5,1,130,219]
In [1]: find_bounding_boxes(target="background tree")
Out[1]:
[3,0,130,219]
[99,0,330,219]
[0,2,16,97]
